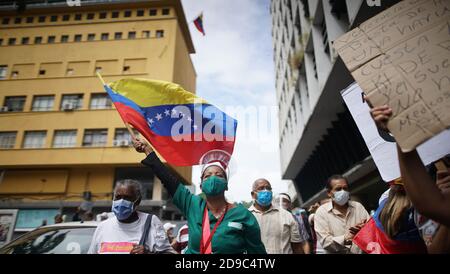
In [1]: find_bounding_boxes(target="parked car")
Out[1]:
[0,221,98,254]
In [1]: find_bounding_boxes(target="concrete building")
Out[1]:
[0,0,195,236]
[270,0,403,209]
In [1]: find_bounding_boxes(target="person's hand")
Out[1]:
[132,137,153,155]
[344,230,356,244]
[370,105,393,131]
[364,96,393,132]
[130,244,147,254]
[436,170,450,195]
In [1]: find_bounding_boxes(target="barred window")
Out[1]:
[32,95,54,111]
[83,129,107,147]
[90,93,112,109]
[0,132,17,149]
[53,130,77,148]
[23,131,46,148]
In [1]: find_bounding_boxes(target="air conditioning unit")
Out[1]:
[0,106,8,112]
[113,139,121,146]
[120,140,130,147]
[62,103,75,111]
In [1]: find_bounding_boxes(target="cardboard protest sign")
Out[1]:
[333,0,450,152]
[341,83,450,182]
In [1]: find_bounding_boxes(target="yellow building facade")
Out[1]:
[0,0,196,231]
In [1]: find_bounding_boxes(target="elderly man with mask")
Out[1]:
[249,178,304,254]
[88,179,175,254]
[314,175,369,254]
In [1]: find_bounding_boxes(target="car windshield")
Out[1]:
[6,226,96,254]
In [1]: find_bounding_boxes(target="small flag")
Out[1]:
[102,78,237,167]
[193,13,205,36]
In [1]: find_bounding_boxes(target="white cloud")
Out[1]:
[182,0,292,202]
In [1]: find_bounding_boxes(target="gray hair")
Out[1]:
[114,179,143,200]
[252,178,270,191]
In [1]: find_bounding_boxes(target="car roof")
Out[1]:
[40,221,99,228]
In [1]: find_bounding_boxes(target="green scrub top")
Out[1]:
[172,184,267,254]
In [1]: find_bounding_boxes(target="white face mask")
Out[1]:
[333,190,350,206]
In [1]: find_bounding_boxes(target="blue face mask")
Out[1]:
[202,176,228,196]
[112,199,136,221]
[256,190,273,207]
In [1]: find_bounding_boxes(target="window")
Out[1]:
[74,14,82,21]
[53,130,77,148]
[112,11,119,18]
[114,128,132,144]
[137,10,144,17]
[0,132,16,149]
[87,13,95,20]
[50,15,58,22]
[156,30,164,38]
[38,16,46,23]
[11,71,18,78]
[34,36,42,44]
[48,36,55,43]
[23,131,47,149]
[101,33,109,40]
[114,32,122,40]
[124,10,132,17]
[4,96,25,111]
[99,12,107,19]
[26,17,34,23]
[74,34,82,42]
[83,129,107,147]
[0,39,2,46]
[2,18,9,25]
[32,95,54,111]
[61,94,83,110]
[90,93,112,109]
[123,66,130,72]
[128,31,136,39]
[95,67,102,73]
[21,37,29,45]
[142,31,150,38]
[14,17,21,24]
[0,65,7,79]
[87,33,95,41]
[162,8,170,15]
[39,69,46,75]
[66,68,74,76]
[61,35,69,43]
[8,38,16,45]
[149,9,157,16]
[62,14,70,21]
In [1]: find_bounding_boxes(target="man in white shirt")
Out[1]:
[314,175,369,254]
[249,179,304,254]
[88,179,175,254]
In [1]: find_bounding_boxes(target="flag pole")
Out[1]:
[95,72,137,139]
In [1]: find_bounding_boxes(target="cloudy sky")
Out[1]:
[181,0,292,202]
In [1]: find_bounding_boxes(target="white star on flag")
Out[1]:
[171,109,177,115]
[164,109,170,116]
[148,118,154,124]
[155,113,163,120]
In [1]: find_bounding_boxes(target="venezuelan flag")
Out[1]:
[103,78,237,166]
[353,199,427,254]
[193,13,205,36]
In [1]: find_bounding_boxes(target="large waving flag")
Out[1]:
[353,199,427,254]
[102,77,237,166]
[193,13,205,36]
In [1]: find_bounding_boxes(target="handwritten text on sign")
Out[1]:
[333,0,450,152]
